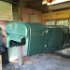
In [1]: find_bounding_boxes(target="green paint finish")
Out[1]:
[6,22,46,56]
[6,22,29,48]
[43,26,69,53]
[27,24,45,55]
[6,22,69,56]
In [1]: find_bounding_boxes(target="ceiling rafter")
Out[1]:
[1,0,70,13]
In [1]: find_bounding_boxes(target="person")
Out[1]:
[0,27,5,53]
[0,27,9,65]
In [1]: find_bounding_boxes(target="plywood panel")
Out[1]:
[0,1,13,21]
[43,9,70,21]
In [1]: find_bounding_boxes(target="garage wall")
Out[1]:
[13,7,43,23]
[0,7,43,29]
[43,9,70,22]
[22,7,43,23]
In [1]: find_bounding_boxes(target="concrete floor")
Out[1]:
[3,54,70,70]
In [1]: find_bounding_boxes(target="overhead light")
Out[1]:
[47,0,69,5]
[42,0,48,5]
[42,0,55,5]
[42,0,70,5]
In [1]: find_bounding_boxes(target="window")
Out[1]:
[57,20,69,26]
[46,20,56,25]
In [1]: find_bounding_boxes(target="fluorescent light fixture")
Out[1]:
[42,0,47,5]
[47,0,70,5]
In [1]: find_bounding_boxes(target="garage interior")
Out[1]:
[0,0,70,70]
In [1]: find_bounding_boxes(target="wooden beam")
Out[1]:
[43,9,70,21]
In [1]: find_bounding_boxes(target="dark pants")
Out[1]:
[1,44,9,65]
